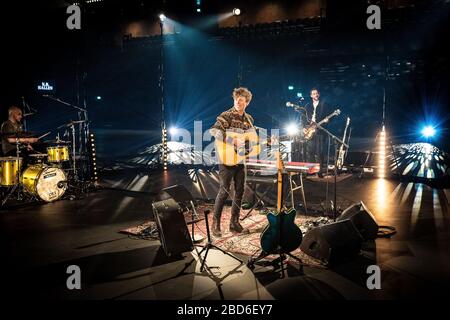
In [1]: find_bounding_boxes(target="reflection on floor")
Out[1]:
[1,167,449,300]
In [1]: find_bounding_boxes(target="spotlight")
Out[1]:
[297,92,303,98]
[288,85,294,91]
[233,8,241,16]
[159,14,166,22]
[96,96,102,100]
[169,127,178,135]
[286,123,299,136]
[196,8,201,13]
[421,125,436,138]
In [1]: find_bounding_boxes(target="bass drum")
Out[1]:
[22,165,67,202]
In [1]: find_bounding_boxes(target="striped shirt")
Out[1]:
[210,107,254,139]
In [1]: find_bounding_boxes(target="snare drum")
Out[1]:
[22,164,67,202]
[29,153,48,165]
[0,157,22,186]
[47,146,70,163]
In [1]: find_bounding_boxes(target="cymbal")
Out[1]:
[44,139,71,144]
[29,153,48,157]
[57,120,86,129]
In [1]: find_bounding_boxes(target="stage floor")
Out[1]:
[1,167,449,300]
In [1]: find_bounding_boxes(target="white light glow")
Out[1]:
[286,123,299,136]
[422,125,436,138]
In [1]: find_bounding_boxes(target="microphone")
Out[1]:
[57,181,68,188]
[286,102,302,108]
[286,102,296,108]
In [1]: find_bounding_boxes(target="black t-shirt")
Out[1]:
[1,120,22,155]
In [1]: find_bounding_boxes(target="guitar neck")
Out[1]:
[275,151,284,212]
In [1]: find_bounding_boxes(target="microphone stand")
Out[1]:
[314,123,348,221]
[22,97,37,132]
[43,95,90,183]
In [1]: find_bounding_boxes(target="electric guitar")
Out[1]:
[303,109,341,140]
[336,117,350,170]
[259,150,303,254]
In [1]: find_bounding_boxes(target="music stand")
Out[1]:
[197,210,243,271]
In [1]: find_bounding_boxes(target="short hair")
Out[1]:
[233,87,252,103]
[310,87,320,94]
[8,105,21,117]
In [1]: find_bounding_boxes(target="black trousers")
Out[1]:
[214,164,246,220]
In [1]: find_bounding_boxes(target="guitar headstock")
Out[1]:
[334,109,341,117]
[346,117,350,125]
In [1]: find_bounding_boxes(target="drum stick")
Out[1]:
[37,131,51,140]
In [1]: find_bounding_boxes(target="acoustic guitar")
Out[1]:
[214,129,262,166]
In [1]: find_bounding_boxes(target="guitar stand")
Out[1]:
[247,250,304,278]
[197,210,243,272]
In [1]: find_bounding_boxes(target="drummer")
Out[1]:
[1,105,38,161]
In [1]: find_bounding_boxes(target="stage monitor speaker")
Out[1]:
[158,184,197,212]
[300,219,363,265]
[152,198,193,257]
[337,201,378,240]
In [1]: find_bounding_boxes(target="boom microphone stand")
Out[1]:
[43,94,91,184]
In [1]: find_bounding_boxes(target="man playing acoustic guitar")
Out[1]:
[210,87,255,237]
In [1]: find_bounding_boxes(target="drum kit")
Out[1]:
[1,119,92,206]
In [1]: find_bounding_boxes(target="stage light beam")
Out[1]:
[169,127,178,135]
[378,126,386,178]
[233,8,241,16]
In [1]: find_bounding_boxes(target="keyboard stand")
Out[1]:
[288,172,308,214]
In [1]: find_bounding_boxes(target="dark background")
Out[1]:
[1,0,449,160]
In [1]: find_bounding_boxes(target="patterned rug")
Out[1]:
[120,204,329,269]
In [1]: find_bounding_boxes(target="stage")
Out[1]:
[1,167,449,300]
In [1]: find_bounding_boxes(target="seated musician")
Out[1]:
[1,106,38,163]
[209,87,256,237]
